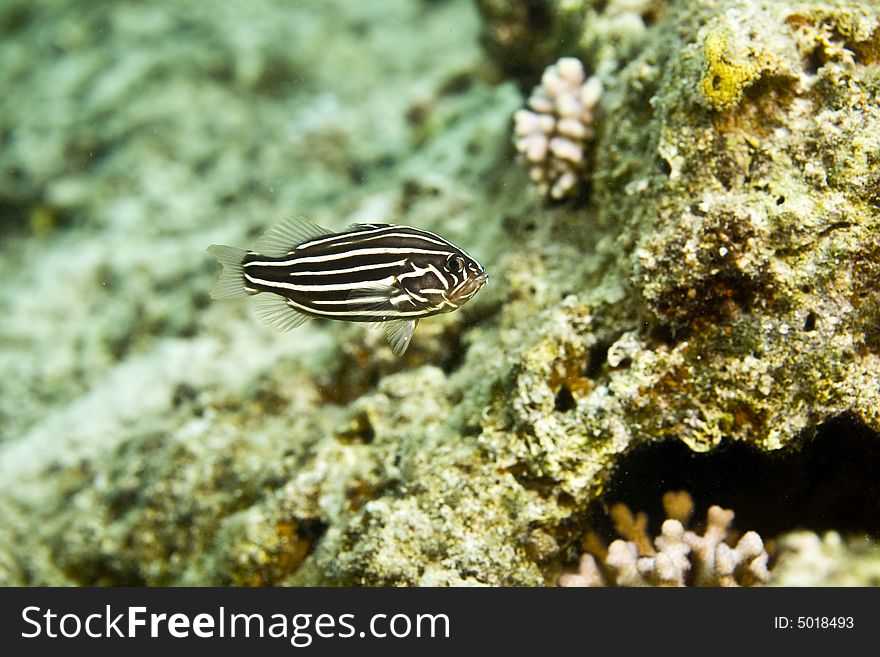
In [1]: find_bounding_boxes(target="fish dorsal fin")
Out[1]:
[384,319,418,356]
[254,216,334,257]
[345,223,395,231]
[251,294,311,332]
[207,244,249,299]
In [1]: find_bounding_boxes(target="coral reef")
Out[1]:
[479,0,880,582]
[513,57,602,199]
[1,0,880,587]
[559,492,770,586]
[487,0,880,472]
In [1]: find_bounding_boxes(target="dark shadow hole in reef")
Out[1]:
[803,311,817,332]
[584,338,612,380]
[588,413,880,542]
[299,518,329,546]
[335,411,375,445]
[554,384,576,412]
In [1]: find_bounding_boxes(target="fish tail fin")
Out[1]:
[207,244,250,299]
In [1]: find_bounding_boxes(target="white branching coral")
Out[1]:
[513,57,602,200]
[559,491,771,587]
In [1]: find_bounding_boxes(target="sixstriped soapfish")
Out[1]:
[208,217,488,356]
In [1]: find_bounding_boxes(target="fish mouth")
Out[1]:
[451,272,488,303]
[467,272,489,291]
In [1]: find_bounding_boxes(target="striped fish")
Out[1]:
[208,217,488,355]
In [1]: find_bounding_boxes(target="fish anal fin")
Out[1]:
[255,216,333,257]
[252,294,311,332]
[207,244,249,299]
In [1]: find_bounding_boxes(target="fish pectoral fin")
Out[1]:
[347,281,399,317]
[348,283,419,356]
[252,294,311,332]
[347,283,417,355]
[254,216,334,257]
[384,319,418,356]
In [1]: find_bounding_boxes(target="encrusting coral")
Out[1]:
[513,57,602,200]
[559,492,771,587]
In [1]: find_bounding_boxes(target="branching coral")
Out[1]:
[513,57,602,200]
[559,492,771,587]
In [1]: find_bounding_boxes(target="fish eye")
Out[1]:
[447,255,465,273]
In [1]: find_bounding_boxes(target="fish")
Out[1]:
[207,217,488,356]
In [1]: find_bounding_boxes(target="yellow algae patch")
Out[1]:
[699,27,762,111]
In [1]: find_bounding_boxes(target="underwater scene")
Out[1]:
[1,0,880,586]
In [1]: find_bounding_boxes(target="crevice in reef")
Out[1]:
[587,413,880,542]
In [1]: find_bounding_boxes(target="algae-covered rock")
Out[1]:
[481,0,880,543]
[597,0,880,451]
[1,0,879,586]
